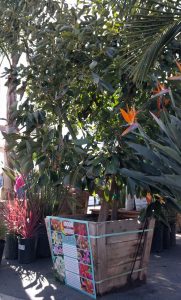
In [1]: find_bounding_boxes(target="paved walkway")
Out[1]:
[0,235,181,300]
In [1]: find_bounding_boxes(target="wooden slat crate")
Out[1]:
[88,218,155,295]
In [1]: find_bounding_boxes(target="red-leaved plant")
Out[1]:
[2,198,41,238]
[2,199,20,234]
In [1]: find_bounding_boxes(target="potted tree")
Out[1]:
[45,77,180,296]
[45,122,155,296]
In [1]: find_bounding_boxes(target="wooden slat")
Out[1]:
[96,260,143,295]
[107,258,142,277]
[96,222,107,294]
[106,232,141,244]
[104,219,143,234]
[106,239,144,266]
[138,219,155,281]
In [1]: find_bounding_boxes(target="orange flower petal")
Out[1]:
[146,192,152,204]
[120,108,132,124]
[129,110,137,123]
[176,60,181,72]
[157,82,165,91]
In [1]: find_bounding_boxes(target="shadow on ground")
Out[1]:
[0,235,181,300]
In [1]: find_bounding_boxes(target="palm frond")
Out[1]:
[121,0,181,85]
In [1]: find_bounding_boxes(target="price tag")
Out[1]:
[18,244,25,251]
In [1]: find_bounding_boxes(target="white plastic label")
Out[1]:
[18,244,25,251]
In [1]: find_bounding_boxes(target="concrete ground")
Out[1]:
[0,235,181,300]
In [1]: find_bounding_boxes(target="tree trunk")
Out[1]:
[3,53,21,199]
[98,200,110,222]
[111,177,118,220]
[111,197,118,221]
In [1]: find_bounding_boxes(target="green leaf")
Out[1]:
[74,146,86,155]
[147,175,181,191]
[127,142,161,165]
[105,156,119,175]
[104,187,110,202]
[74,138,89,146]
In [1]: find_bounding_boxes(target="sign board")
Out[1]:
[46,217,96,299]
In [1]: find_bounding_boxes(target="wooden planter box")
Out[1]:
[46,216,155,297]
[89,218,155,295]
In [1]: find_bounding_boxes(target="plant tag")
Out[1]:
[18,244,25,251]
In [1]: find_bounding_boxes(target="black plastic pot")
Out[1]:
[0,239,5,264]
[36,233,51,258]
[4,233,18,259]
[18,237,37,264]
[163,225,171,249]
[151,222,164,253]
[36,223,50,258]
[170,222,176,247]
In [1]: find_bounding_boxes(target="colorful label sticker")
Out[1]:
[46,217,96,299]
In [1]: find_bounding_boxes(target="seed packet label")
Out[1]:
[46,217,96,299]
[18,244,25,251]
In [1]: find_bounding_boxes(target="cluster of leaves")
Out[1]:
[3,198,41,238]
[120,0,181,84]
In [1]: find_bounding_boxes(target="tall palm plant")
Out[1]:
[121,0,181,84]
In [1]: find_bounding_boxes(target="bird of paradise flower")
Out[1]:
[151,81,170,115]
[120,106,139,136]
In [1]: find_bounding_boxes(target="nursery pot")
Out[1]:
[36,224,51,258]
[0,239,5,264]
[18,237,37,264]
[151,221,164,253]
[170,222,176,247]
[163,225,171,249]
[36,233,51,258]
[5,233,18,260]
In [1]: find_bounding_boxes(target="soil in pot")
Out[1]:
[18,237,37,264]
[0,239,5,264]
[5,233,18,259]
